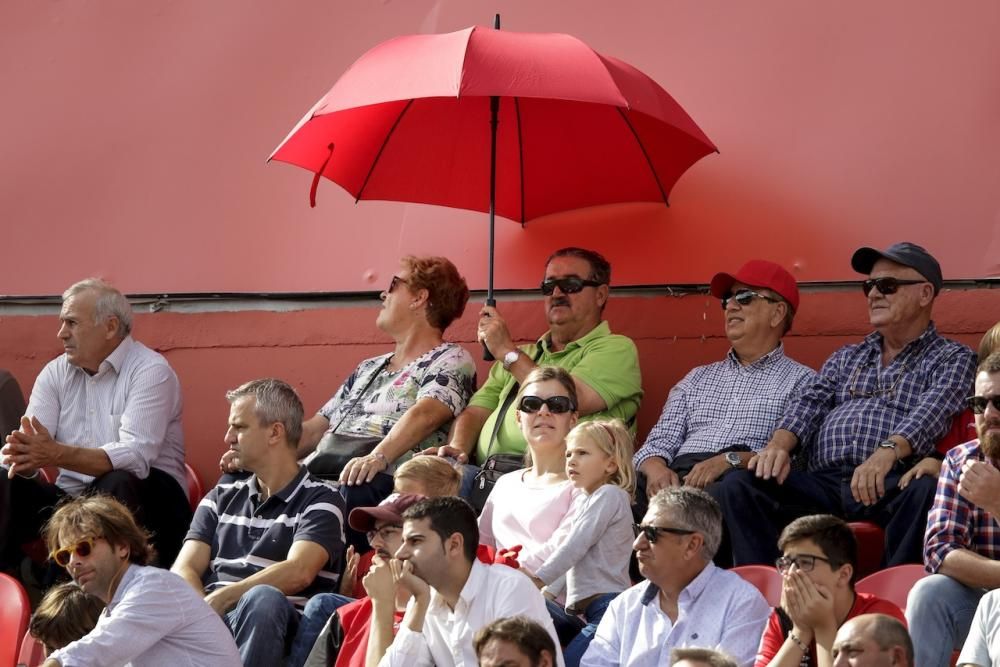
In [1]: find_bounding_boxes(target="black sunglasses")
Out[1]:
[775,553,833,574]
[387,275,410,293]
[633,523,695,544]
[540,277,603,296]
[720,289,780,310]
[967,395,1000,415]
[861,277,926,296]
[518,395,577,414]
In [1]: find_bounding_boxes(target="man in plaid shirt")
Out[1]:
[905,352,1000,667]
[712,242,976,567]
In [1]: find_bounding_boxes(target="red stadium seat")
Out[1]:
[17,631,47,667]
[855,563,927,610]
[848,521,885,579]
[731,564,783,608]
[185,463,204,512]
[1,573,31,667]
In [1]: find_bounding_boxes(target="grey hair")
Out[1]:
[226,378,304,447]
[63,278,133,337]
[649,487,723,561]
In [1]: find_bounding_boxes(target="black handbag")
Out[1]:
[307,357,391,481]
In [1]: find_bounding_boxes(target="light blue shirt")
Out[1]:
[581,562,770,667]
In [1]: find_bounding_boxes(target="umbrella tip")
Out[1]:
[493,13,500,29]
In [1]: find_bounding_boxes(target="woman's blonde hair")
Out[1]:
[394,455,461,497]
[566,419,636,500]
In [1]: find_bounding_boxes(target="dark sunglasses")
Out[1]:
[775,553,833,574]
[518,395,577,414]
[720,289,780,310]
[967,395,1000,415]
[540,277,602,296]
[633,523,695,544]
[861,277,926,296]
[387,275,410,293]
[50,537,97,568]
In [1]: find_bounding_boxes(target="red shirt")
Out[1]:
[754,592,906,667]
[333,597,405,667]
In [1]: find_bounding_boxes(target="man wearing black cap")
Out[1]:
[713,242,976,567]
[634,260,815,498]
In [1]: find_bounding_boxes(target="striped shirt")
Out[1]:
[634,344,815,468]
[778,323,976,469]
[924,439,1000,572]
[186,466,345,606]
[19,335,186,494]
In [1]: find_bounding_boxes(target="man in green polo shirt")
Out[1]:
[431,247,642,474]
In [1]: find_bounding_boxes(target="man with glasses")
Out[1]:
[907,352,1000,667]
[582,487,770,667]
[756,515,904,667]
[171,379,345,667]
[634,260,814,501]
[38,494,241,666]
[714,242,976,568]
[430,247,642,490]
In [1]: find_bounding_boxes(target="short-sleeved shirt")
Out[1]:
[959,588,1000,667]
[185,466,345,606]
[470,321,642,463]
[319,343,476,461]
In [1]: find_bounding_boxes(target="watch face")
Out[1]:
[725,452,741,467]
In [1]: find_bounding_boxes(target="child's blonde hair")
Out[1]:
[394,455,461,497]
[566,419,636,500]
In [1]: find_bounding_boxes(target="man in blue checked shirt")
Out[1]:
[713,242,976,567]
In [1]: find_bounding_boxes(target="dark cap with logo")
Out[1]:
[851,242,942,295]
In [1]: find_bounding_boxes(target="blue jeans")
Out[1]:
[225,585,297,667]
[458,463,480,500]
[563,594,618,667]
[545,598,586,647]
[906,573,985,667]
[287,593,354,667]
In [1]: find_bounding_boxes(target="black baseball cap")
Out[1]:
[851,242,942,295]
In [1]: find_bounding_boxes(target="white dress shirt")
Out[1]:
[581,562,770,667]
[21,336,185,494]
[378,560,564,667]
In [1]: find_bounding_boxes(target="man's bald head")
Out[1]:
[832,614,913,667]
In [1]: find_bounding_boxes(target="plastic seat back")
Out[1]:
[185,463,204,512]
[0,573,31,667]
[848,521,885,579]
[855,563,928,610]
[731,564,783,608]
[17,631,47,667]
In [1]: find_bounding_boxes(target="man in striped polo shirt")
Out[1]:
[172,378,346,667]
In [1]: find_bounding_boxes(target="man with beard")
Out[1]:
[905,352,1000,667]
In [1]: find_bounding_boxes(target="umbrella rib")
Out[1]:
[515,97,525,226]
[356,99,415,202]
[616,107,670,207]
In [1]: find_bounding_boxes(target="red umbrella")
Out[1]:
[269,19,716,326]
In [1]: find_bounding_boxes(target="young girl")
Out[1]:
[528,419,636,667]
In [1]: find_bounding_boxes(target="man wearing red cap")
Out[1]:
[634,259,814,501]
[714,242,976,567]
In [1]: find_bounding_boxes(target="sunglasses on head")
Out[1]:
[633,523,695,544]
[518,395,576,414]
[720,289,780,310]
[967,395,1000,415]
[861,277,926,296]
[50,537,97,568]
[540,277,602,296]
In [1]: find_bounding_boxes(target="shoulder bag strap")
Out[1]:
[329,355,392,436]
[481,344,544,463]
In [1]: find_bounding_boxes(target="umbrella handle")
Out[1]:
[482,297,496,361]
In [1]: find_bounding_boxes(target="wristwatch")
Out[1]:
[877,439,899,459]
[502,349,520,371]
[725,452,743,469]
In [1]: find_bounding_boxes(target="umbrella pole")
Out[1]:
[483,13,501,361]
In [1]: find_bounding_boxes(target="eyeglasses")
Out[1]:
[861,277,927,296]
[50,537,97,568]
[720,289,780,310]
[847,360,909,400]
[540,277,603,296]
[387,275,410,293]
[967,395,1000,415]
[518,395,577,414]
[775,553,833,574]
[633,523,695,544]
[366,525,402,544]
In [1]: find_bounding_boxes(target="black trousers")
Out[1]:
[0,467,192,569]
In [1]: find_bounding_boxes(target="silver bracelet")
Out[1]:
[788,631,809,653]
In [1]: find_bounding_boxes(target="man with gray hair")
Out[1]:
[1,277,190,569]
[172,378,346,667]
[581,487,770,667]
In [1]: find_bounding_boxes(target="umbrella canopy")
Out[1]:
[269,24,717,224]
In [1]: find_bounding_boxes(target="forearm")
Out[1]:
[297,415,330,459]
[225,559,319,598]
[402,592,430,633]
[366,599,398,667]
[58,443,114,477]
[769,429,800,452]
[172,563,207,595]
[376,400,453,462]
[448,406,491,455]
[938,549,1000,588]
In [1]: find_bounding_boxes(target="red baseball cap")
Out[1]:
[710,260,800,312]
[348,493,426,532]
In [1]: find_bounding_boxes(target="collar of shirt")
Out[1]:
[69,335,134,378]
[862,321,937,360]
[428,558,487,614]
[105,562,140,614]
[538,320,611,355]
[246,465,308,507]
[639,561,717,608]
[725,342,787,369]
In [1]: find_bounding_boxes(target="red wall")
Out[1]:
[2,288,995,487]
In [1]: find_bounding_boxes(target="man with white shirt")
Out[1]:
[1,278,190,568]
[370,496,562,667]
[582,487,770,667]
